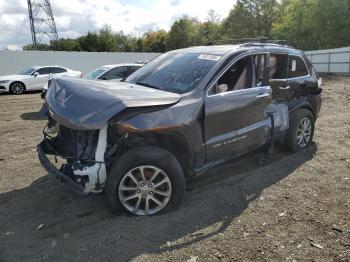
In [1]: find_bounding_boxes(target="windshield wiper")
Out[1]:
[135,81,162,90]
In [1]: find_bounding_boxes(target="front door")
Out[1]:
[28,67,50,90]
[204,53,272,162]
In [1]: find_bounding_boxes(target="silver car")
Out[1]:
[84,64,142,81]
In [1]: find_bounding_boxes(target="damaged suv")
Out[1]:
[38,42,322,216]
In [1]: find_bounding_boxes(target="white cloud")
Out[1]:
[0,0,235,50]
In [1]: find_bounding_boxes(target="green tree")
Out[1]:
[98,25,117,52]
[23,43,52,51]
[141,30,168,52]
[78,32,100,52]
[55,38,81,51]
[221,0,281,40]
[167,16,201,50]
[273,0,350,50]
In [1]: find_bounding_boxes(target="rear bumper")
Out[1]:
[37,143,88,195]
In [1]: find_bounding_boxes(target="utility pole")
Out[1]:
[27,0,59,49]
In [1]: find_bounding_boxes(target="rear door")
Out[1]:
[268,53,290,101]
[204,53,272,162]
[50,67,68,77]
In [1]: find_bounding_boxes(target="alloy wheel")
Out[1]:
[296,117,312,147]
[118,165,172,216]
[11,83,24,94]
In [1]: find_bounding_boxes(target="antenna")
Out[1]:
[27,0,59,49]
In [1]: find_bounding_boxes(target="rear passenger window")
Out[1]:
[288,56,308,78]
[101,67,128,80]
[128,66,141,74]
[269,54,287,79]
[50,67,67,73]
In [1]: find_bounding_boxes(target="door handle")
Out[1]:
[256,93,270,99]
[278,85,290,90]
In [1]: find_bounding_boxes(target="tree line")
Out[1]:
[23,0,350,52]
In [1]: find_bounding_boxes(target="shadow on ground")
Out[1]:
[21,111,47,121]
[0,144,317,261]
[21,104,47,121]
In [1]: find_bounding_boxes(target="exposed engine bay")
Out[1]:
[40,118,108,193]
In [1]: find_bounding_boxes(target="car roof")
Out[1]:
[32,65,68,69]
[101,63,143,69]
[170,43,302,56]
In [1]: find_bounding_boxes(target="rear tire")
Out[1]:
[285,108,315,152]
[10,82,25,95]
[105,146,185,216]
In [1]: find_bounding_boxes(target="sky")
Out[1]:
[0,0,235,50]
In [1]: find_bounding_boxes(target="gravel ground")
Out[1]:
[0,76,349,262]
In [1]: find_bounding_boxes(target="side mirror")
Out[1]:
[217,84,229,93]
[33,72,39,77]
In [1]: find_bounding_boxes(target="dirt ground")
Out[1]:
[0,76,349,262]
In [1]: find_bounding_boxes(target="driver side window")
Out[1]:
[35,67,50,75]
[210,55,260,95]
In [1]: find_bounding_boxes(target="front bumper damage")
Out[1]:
[37,124,108,195]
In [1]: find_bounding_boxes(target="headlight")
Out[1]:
[0,80,9,84]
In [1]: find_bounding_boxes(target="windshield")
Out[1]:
[84,67,109,80]
[19,67,36,75]
[126,53,222,94]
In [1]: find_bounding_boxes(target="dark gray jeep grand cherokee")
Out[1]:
[38,42,322,216]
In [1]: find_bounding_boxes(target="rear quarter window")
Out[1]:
[287,55,308,78]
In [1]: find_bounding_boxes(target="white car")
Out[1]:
[41,64,142,99]
[84,64,142,81]
[0,66,82,95]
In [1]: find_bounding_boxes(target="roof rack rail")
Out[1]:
[235,37,287,45]
[217,37,287,45]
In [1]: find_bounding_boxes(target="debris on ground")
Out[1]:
[310,242,324,249]
[186,256,198,262]
[278,211,286,217]
[36,224,44,231]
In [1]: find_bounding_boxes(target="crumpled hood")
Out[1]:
[46,78,181,130]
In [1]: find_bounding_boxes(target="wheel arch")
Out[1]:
[10,81,27,90]
[112,131,195,178]
[289,101,316,120]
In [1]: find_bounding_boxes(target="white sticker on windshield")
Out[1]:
[291,59,297,71]
[198,54,221,61]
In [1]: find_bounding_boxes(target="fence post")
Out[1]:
[328,52,331,73]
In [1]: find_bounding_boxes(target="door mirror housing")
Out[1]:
[33,72,39,77]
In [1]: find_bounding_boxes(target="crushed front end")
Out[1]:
[37,78,181,194]
[38,117,109,194]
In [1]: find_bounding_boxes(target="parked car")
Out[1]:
[0,66,82,95]
[84,64,142,81]
[38,41,322,216]
[41,64,142,99]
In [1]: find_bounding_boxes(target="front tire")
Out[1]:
[10,82,25,95]
[105,147,185,216]
[285,108,315,152]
